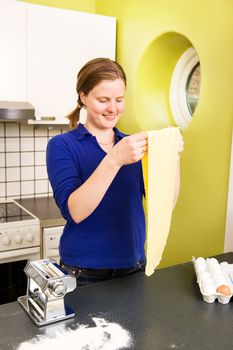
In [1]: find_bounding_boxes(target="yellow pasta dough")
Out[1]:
[142,127,181,276]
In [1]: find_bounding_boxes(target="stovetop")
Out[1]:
[0,202,34,223]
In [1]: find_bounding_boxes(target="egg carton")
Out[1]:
[192,257,233,304]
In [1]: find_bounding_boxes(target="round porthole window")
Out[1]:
[169,47,201,129]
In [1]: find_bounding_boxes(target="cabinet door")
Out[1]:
[0,0,27,101]
[27,4,116,120]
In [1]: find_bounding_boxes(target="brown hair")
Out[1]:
[66,58,127,128]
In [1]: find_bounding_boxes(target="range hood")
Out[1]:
[0,101,35,121]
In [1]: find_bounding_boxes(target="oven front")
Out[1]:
[0,247,40,305]
[0,201,40,305]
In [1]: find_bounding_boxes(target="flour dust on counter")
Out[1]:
[17,317,133,350]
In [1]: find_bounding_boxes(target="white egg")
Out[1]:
[201,279,216,295]
[207,264,222,276]
[199,271,211,283]
[211,269,224,278]
[196,257,206,265]
[201,277,213,286]
[211,268,224,276]
[195,259,206,270]
[213,276,226,288]
[196,265,206,276]
[206,258,219,269]
[207,258,218,264]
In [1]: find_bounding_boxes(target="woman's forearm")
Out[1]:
[68,154,121,223]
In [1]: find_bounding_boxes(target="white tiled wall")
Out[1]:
[0,122,68,201]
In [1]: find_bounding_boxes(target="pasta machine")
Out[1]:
[18,258,76,326]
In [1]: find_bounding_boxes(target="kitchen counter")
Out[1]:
[1,253,233,350]
[16,196,66,227]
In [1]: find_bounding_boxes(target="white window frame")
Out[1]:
[169,47,200,129]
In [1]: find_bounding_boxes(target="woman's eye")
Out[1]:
[98,99,108,103]
[116,99,124,103]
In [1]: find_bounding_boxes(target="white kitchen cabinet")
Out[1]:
[1,2,116,122]
[0,0,27,101]
[27,4,116,121]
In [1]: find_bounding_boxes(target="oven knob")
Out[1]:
[14,234,22,244]
[25,233,34,242]
[2,236,11,246]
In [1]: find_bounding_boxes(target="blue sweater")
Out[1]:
[46,123,145,268]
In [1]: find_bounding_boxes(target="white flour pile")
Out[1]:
[17,318,133,350]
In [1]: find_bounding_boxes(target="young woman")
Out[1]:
[46,58,180,286]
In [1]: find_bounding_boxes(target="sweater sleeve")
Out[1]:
[46,135,82,222]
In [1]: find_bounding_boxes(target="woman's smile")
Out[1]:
[102,114,117,120]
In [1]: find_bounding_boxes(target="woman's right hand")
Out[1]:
[108,132,148,167]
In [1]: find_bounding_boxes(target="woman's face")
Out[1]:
[80,78,125,130]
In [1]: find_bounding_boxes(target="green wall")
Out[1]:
[21,0,233,268]
[95,0,233,267]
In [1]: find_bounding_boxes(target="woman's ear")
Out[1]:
[79,91,86,106]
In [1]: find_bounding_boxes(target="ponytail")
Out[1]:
[66,97,83,129]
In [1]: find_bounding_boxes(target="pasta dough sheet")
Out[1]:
[142,127,181,276]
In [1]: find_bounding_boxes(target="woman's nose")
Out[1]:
[106,101,117,113]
